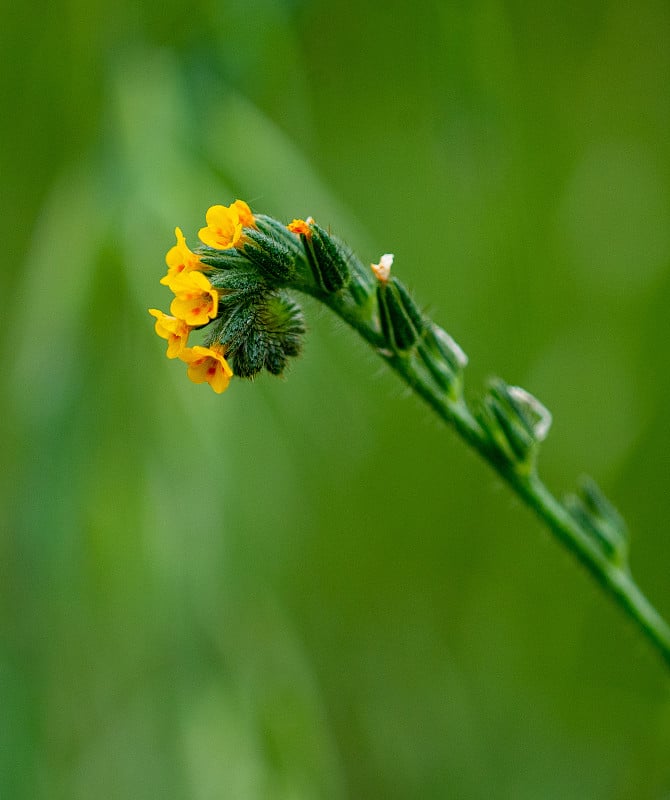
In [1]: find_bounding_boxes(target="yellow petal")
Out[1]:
[232,199,255,228]
[206,364,230,393]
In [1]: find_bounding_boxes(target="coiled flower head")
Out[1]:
[150,200,307,393]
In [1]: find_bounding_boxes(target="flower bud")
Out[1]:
[287,218,353,293]
[427,326,468,372]
[378,285,415,351]
[476,379,551,471]
[311,222,352,292]
[416,325,468,396]
[376,277,426,353]
[564,477,629,564]
[211,290,305,378]
[198,248,250,271]
[242,229,296,283]
[346,255,374,306]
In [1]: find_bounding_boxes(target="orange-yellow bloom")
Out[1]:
[198,199,255,250]
[199,204,242,249]
[148,309,191,358]
[180,344,233,394]
[288,218,313,237]
[231,199,255,228]
[161,227,205,288]
[169,271,219,326]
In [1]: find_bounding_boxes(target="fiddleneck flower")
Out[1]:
[169,271,219,326]
[148,309,191,358]
[160,227,206,289]
[198,200,256,250]
[179,344,233,394]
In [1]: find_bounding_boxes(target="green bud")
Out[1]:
[308,222,351,293]
[198,249,250,270]
[487,394,534,462]
[419,351,457,393]
[492,380,552,443]
[391,278,425,333]
[565,477,629,564]
[242,229,296,283]
[259,292,305,375]
[213,290,305,379]
[418,325,468,396]
[376,279,425,352]
[347,258,373,306]
[476,379,552,471]
[579,476,627,533]
[375,282,391,348]
[427,325,468,373]
[208,268,266,296]
[255,215,305,254]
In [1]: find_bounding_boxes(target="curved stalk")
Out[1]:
[156,207,670,671]
[298,281,670,669]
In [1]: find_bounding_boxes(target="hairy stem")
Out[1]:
[298,281,670,670]
[184,212,669,670]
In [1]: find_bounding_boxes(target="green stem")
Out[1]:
[298,283,670,670]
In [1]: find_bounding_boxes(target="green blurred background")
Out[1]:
[2,1,670,797]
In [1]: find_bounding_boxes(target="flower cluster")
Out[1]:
[149,200,256,393]
[150,199,306,393]
[151,201,468,399]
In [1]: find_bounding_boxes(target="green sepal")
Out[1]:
[198,249,250,270]
[347,262,373,306]
[475,397,519,465]
[208,269,267,294]
[259,292,305,374]
[564,478,629,564]
[476,379,551,471]
[391,278,425,333]
[208,290,305,378]
[377,280,422,352]
[426,325,468,373]
[255,215,305,257]
[376,284,393,349]
[417,324,468,396]
[297,232,321,285]
[243,229,296,283]
[487,394,534,462]
[476,387,533,467]
[418,342,459,394]
[579,476,628,537]
[309,223,351,293]
[489,379,552,442]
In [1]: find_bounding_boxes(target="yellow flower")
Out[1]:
[169,271,219,326]
[160,227,205,288]
[180,344,233,394]
[288,218,313,237]
[148,309,191,358]
[198,200,255,250]
[231,199,256,228]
